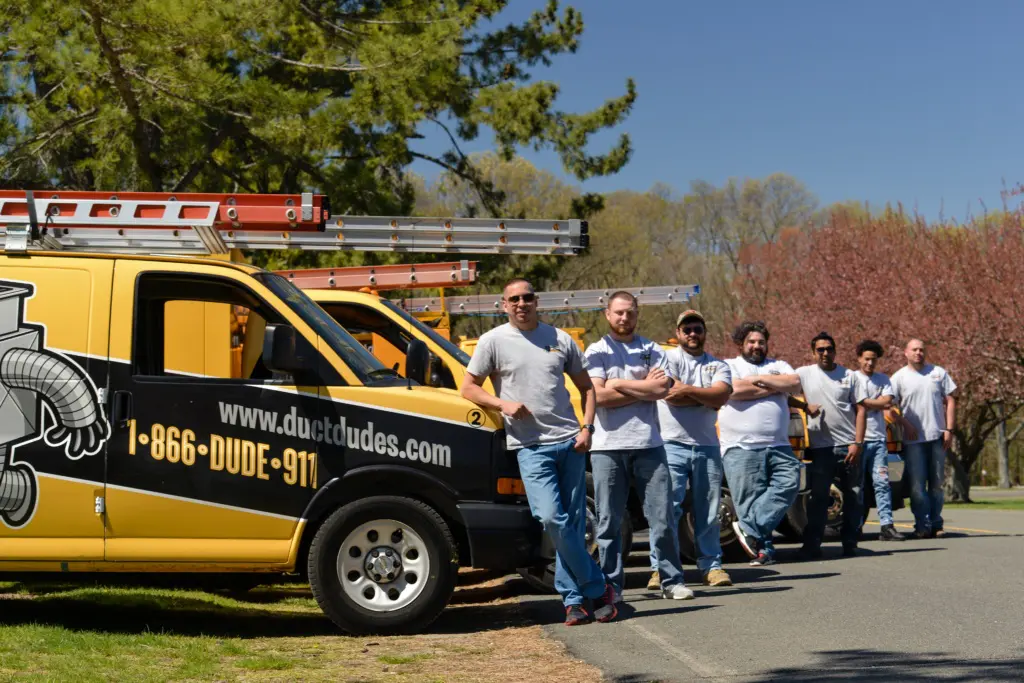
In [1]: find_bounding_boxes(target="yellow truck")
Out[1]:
[0,190,589,634]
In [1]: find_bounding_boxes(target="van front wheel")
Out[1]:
[308,496,457,635]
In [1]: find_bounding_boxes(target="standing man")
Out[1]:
[585,291,694,601]
[853,339,906,541]
[718,321,802,566]
[649,309,734,589]
[462,278,617,626]
[890,339,957,539]
[793,332,866,559]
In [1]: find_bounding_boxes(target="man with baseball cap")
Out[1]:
[649,309,735,589]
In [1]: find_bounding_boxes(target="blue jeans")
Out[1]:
[592,446,684,594]
[517,437,607,607]
[862,440,894,526]
[649,442,724,573]
[803,446,863,549]
[903,439,946,533]
[722,445,800,555]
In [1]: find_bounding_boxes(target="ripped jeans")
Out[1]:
[862,440,893,526]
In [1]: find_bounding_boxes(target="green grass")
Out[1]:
[945,498,1024,511]
[378,653,434,665]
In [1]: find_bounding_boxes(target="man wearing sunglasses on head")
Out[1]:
[792,332,867,559]
[462,278,618,626]
[648,310,734,591]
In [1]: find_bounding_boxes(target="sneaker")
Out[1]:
[592,583,618,623]
[565,604,591,626]
[934,528,947,538]
[731,521,759,559]
[702,568,732,587]
[662,583,695,600]
[749,551,775,566]
[647,570,661,590]
[879,524,906,541]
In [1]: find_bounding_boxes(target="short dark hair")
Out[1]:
[856,339,884,358]
[502,277,533,295]
[809,331,836,350]
[732,320,769,346]
[607,290,637,309]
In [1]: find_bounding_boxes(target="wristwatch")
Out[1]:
[582,424,595,434]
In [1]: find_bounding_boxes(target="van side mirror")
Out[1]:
[262,324,310,374]
[405,339,429,386]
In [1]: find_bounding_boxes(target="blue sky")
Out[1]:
[411,1,1024,221]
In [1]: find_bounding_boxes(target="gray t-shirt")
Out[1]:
[854,371,895,442]
[466,322,587,450]
[585,335,667,451]
[657,348,732,446]
[797,364,859,448]
[718,357,795,449]
[890,364,957,444]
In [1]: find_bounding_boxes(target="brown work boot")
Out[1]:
[702,568,732,587]
[646,570,661,590]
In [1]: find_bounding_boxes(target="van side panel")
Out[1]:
[0,257,112,561]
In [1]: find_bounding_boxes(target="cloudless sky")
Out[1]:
[411,1,1024,221]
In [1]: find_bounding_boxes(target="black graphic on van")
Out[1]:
[0,281,110,528]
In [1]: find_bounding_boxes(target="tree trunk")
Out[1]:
[995,402,1012,489]
[945,451,972,502]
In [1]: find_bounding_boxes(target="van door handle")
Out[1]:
[111,390,133,429]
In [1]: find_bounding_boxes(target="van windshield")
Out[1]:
[378,298,473,366]
[254,272,403,385]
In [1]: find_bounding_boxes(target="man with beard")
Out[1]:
[794,332,866,559]
[462,278,618,626]
[852,339,907,541]
[585,291,693,601]
[648,309,734,590]
[718,321,802,566]
[890,339,957,538]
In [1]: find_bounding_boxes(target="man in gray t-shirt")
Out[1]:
[889,338,958,538]
[585,292,692,602]
[793,332,866,558]
[463,278,617,625]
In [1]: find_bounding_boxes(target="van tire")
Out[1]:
[308,496,457,635]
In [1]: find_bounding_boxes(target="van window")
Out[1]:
[133,273,292,382]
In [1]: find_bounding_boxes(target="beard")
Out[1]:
[742,349,766,364]
[610,321,636,336]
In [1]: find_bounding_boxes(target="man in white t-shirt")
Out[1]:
[586,292,692,601]
[650,309,734,590]
[794,332,866,559]
[889,338,957,538]
[718,321,802,566]
[852,339,906,542]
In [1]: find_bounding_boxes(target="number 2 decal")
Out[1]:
[467,409,483,427]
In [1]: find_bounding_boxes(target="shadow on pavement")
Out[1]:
[744,649,1024,681]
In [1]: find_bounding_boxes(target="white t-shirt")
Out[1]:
[890,364,957,444]
[718,357,796,450]
[657,348,732,446]
[796,364,859,448]
[854,371,895,442]
[585,335,668,451]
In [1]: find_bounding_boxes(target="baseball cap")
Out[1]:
[675,309,705,327]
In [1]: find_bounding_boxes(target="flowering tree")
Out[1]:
[734,208,1024,500]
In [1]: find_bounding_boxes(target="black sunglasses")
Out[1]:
[680,325,705,335]
[506,292,536,304]
[814,346,836,354]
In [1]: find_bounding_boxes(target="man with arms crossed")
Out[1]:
[648,309,734,590]
[719,321,802,566]
[586,292,693,601]
[853,339,906,541]
[462,278,617,626]
[793,332,866,559]
[889,339,957,539]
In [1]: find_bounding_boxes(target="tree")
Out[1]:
[1,0,634,223]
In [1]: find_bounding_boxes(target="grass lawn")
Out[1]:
[944,498,1024,511]
[0,569,598,682]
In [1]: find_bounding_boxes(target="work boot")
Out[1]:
[646,571,661,590]
[879,524,906,541]
[934,528,947,538]
[702,568,732,587]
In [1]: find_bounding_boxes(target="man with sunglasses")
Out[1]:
[462,278,618,626]
[585,291,693,602]
[647,310,734,590]
[793,332,867,559]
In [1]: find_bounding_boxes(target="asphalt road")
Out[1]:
[521,507,1024,682]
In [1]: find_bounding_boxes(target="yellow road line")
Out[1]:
[863,521,1003,535]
